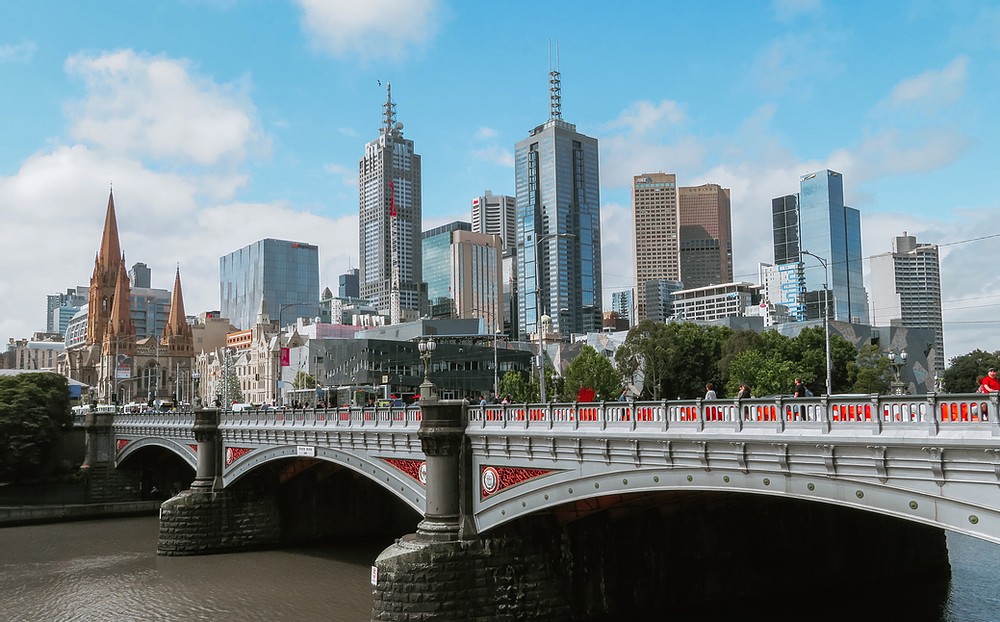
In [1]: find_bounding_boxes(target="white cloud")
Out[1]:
[471,146,514,168]
[295,0,441,62]
[880,56,969,112]
[64,50,267,167]
[0,41,37,63]
[0,48,357,347]
[748,30,845,94]
[829,128,973,184]
[772,0,823,22]
[325,162,359,188]
[604,100,685,137]
[474,127,498,140]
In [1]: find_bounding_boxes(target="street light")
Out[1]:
[534,232,575,402]
[418,337,437,402]
[276,302,314,406]
[801,250,832,395]
[888,350,908,395]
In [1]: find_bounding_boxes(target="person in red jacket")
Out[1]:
[981,368,1000,393]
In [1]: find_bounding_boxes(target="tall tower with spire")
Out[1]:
[358,83,427,323]
[514,52,603,340]
[161,267,193,355]
[87,188,123,346]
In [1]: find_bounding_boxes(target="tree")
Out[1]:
[847,343,892,394]
[941,349,1000,393]
[615,320,670,400]
[292,371,317,389]
[726,349,797,397]
[561,346,620,402]
[498,370,533,403]
[0,373,71,483]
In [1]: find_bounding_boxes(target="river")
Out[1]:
[1,517,998,621]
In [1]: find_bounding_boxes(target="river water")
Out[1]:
[1,517,998,621]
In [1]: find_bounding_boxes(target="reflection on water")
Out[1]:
[0,517,384,622]
[1,518,999,621]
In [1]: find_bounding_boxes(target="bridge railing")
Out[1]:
[470,393,1000,435]
[219,405,422,429]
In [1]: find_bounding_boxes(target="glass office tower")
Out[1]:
[219,238,320,330]
[515,67,602,339]
[797,169,868,324]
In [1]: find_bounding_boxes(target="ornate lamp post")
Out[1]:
[418,337,437,403]
[801,250,833,395]
[888,349,908,395]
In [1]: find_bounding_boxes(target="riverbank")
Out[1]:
[0,500,161,527]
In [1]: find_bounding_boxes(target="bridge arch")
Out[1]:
[117,437,197,471]
[474,461,1000,545]
[222,445,426,514]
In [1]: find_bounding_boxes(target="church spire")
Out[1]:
[87,186,124,346]
[98,186,122,269]
[103,254,134,351]
[162,267,192,353]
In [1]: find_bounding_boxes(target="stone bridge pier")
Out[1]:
[157,408,281,555]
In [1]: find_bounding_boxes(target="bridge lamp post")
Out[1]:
[801,250,832,395]
[418,337,437,403]
[534,232,574,402]
[888,350,908,395]
[276,302,312,407]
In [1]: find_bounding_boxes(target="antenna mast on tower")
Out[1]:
[384,82,402,325]
[548,41,562,121]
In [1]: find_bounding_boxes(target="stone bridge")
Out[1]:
[82,392,1000,620]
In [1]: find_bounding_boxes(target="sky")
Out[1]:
[2,0,1000,365]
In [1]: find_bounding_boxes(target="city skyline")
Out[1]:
[2,1,999,363]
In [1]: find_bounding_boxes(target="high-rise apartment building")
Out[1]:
[611,290,634,328]
[632,173,679,321]
[46,286,88,334]
[219,238,320,330]
[771,170,868,324]
[129,262,151,288]
[471,191,517,254]
[678,184,733,289]
[515,66,602,340]
[359,84,426,324]
[869,232,945,373]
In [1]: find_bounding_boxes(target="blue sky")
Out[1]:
[2,0,999,364]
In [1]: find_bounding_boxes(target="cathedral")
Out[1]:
[61,189,194,406]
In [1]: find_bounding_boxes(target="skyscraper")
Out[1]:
[422,222,502,330]
[219,238,320,330]
[359,84,426,324]
[797,170,867,324]
[338,268,359,299]
[869,232,944,372]
[471,191,517,254]
[422,221,472,318]
[771,170,868,324]
[632,173,679,321]
[515,66,602,340]
[678,183,733,289]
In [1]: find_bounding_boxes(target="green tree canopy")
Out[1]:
[560,345,620,402]
[941,349,1000,393]
[0,373,71,483]
[292,371,317,389]
[847,343,892,394]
